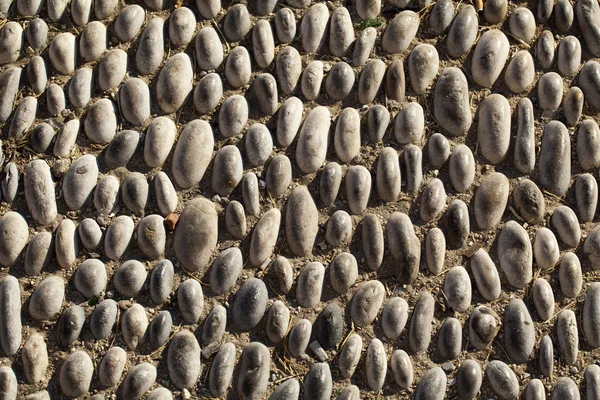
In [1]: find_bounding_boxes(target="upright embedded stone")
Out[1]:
[172,120,214,189]
[122,363,156,400]
[564,87,584,127]
[296,262,324,307]
[276,97,303,147]
[285,186,318,256]
[540,121,571,196]
[386,212,420,283]
[426,228,445,275]
[576,0,600,57]
[478,94,510,164]
[266,154,292,199]
[346,165,371,214]
[167,330,200,389]
[49,34,76,74]
[382,11,419,54]
[338,334,362,379]
[414,367,446,400]
[444,199,470,249]
[538,72,564,113]
[584,283,600,347]
[63,154,98,210]
[90,299,117,339]
[334,107,360,163]
[434,68,472,136]
[552,205,581,247]
[395,102,424,145]
[157,53,193,114]
[174,198,217,272]
[253,73,278,116]
[535,227,559,269]
[420,178,446,222]
[362,213,384,271]
[24,160,56,225]
[472,30,509,87]
[351,280,385,327]
[225,201,246,239]
[121,172,148,214]
[470,249,501,301]
[474,172,509,230]
[381,297,408,340]
[352,27,376,66]
[409,291,435,353]
[329,252,357,294]
[485,361,519,400]
[448,6,479,57]
[329,7,354,56]
[249,209,280,267]
[409,44,439,94]
[358,59,385,105]
[275,8,296,44]
[114,5,145,42]
[136,18,164,75]
[74,259,107,299]
[560,252,582,297]
[504,299,535,363]
[114,260,147,299]
[245,123,273,166]
[558,36,581,77]
[56,305,85,347]
[99,49,127,91]
[169,7,195,47]
[119,78,150,126]
[29,276,64,320]
[533,278,555,321]
[195,27,223,71]
[444,266,471,312]
[24,232,53,276]
[208,343,236,398]
[276,47,301,95]
[457,360,482,399]
[266,301,289,344]
[301,3,328,53]
[194,73,222,115]
[105,130,139,169]
[556,309,578,365]
[288,319,311,358]
[237,342,270,399]
[60,351,93,398]
[325,61,354,100]
[325,210,352,247]
[0,276,21,356]
[0,67,21,123]
[498,221,532,288]
[469,306,500,350]
[303,363,332,400]
[320,162,342,207]
[537,30,556,69]
[577,120,600,171]
[223,4,250,42]
[104,216,134,261]
[232,278,268,331]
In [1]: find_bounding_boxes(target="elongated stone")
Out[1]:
[114,5,144,42]
[104,216,133,261]
[434,68,472,136]
[212,145,243,196]
[24,160,56,225]
[136,18,164,75]
[178,279,203,324]
[75,259,106,299]
[564,87,584,127]
[478,94,510,163]
[534,227,559,269]
[149,260,173,305]
[56,305,84,347]
[232,278,268,331]
[172,120,214,189]
[339,333,362,379]
[533,278,554,321]
[539,335,554,377]
[174,197,217,271]
[276,97,302,147]
[425,227,445,275]
[414,367,446,400]
[27,56,46,95]
[390,350,413,388]
[24,232,53,276]
[486,361,519,400]
[122,172,148,213]
[537,30,556,69]
[266,301,289,344]
[157,53,193,113]
[498,221,532,288]
[577,0,600,57]
[320,162,342,207]
[303,61,324,100]
[353,27,376,66]
[202,305,226,346]
[169,7,195,47]
[0,67,21,123]
[245,123,273,166]
[457,360,482,399]
[505,51,535,94]
[60,351,93,397]
[334,107,360,163]
[382,11,419,54]
[242,172,260,216]
[63,154,98,210]
[558,36,581,77]
[444,266,471,312]
[472,30,509,87]
[105,130,139,169]
[223,4,250,42]
[0,276,21,356]
[584,283,600,347]
[560,252,582,297]
[209,343,236,397]
[194,73,222,115]
[9,96,36,140]
[275,8,296,44]
[330,7,354,56]
[358,59,385,105]
[409,291,434,353]
[556,309,578,365]
[474,172,509,230]
[119,78,150,126]
[237,342,270,399]
[276,47,301,95]
[195,27,223,71]
[301,3,328,53]
[381,297,408,340]
[540,121,570,196]
[266,155,291,199]
[366,339,387,391]
[69,68,93,109]
[409,44,438,94]
[304,363,332,400]
[168,330,201,389]
[346,165,371,214]
[387,212,420,283]
[29,276,64,320]
[286,186,318,256]
[385,60,406,102]
[288,319,311,358]
[90,299,117,339]
[539,72,564,112]
[325,211,352,247]
[325,61,355,100]
[444,199,470,249]
[55,219,77,269]
[114,260,147,299]
[504,299,535,363]
[329,252,357,294]
[1,163,17,204]
[447,5,478,57]
[552,205,581,247]
[577,120,600,171]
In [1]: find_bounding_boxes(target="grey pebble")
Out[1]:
[576,0,600,57]
[585,364,600,399]
[24,231,53,276]
[457,360,482,399]
[195,27,223,71]
[56,305,85,347]
[71,0,91,25]
[390,349,412,388]
[98,347,127,387]
[474,172,509,230]
[395,102,424,145]
[385,60,405,105]
[325,61,355,100]
[202,304,226,346]
[366,339,387,391]
[346,165,371,214]
[219,94,247,138]
[145,116,175,168]
[84,98,117,143]
[266,300,289,344]
[197,0,219,18]
[157,53,193,114]
[8,96,36,139]
[209,343,236,397]
[300,3,328,53]
[122,363,156,400]
[421,178,446,222]
[381,297,408,340]
[584,283,600,347]
[427,133,450,169]
[558,36,581,77]
[329,252,358,294]
[253,20,274,68]
[232,278,268,331]
[90,299,118,339]
[212,145,243,196]
[358,59,385,105]
[330,7,353,57]
[276,46,301,95]
[275,8,296,44]
[272,255,293,294]
[238,342,270,399]
[296,261,324,308]
[426,227,445,275]
[532,278,555,321]
[362,213,384,271]
[552,205,581,247]
[444,266,471,312]
[564,87,584,127]
[266,154,291,199]
[136,17,164,75]
[303,363,332,400]
[137,215,165,260]
[404,144,422,192]
[382,10,419,54]
[387,212,420,283]
[114,5,145,42]
[409,44,439,94]
[94,0,117,19]
[114,259,147,298]
[512,178,545,224]
[334,107,360,162]
[534,227,559,269]
[154,172,177,215]
[577,120,600,171]
[22,333,48,383]
[552,377,580,400]
[169,7,195,47]
[178,279,203,324]
[172,120,214,189]
[504,298,535,363]
[245,123,273,166]
[121,172,148,213]
[367,105,389,143]
[498,221,532,289]
[62,154,98,210]
[470,249,501,301]
[430,0,454,35]
[537,30,556,69]
[0,67,21,123]
[242,172,260,216]
[0,22,22,65]
[0,276,20,356]
[560,252,583,297]
[286,185,319,256]
[444,199,470,250]
[469,306,500,350]
[434,68,472,136]
[55,219,77,269]
[339,333,362,379]
[119,78,150,126]
[276,96,302,147]
[337,385,359,400]
[325,210,352,247]
[538,72,564,112]
[540,121,571,194]
[49,32,76,74]
[79,21,105,62]
[414,367,446,400]
[320,161,342,207]
[24,159,56,225]
[27,56,47,95]
[539,335,554,377]
[352,27,376,66]
[505,50,535,94]
[447,5,478,57]
[104,130,139,170]
[74,259,106,299]
[194,73,222,115]
[315,302,344,350]
[556,309,579,365]
[223,4,250,42]
[539,0,553,22]
[509,7,535,42]
[472,29,509,87]
[60,351,93,398]
[46,83,65,117]
[168,330,201,389]
[26,18,47,49]
[225,200,246,239]
[225,46,251,88]
[149,259,174,305]
[29,123,54,153]
[104,216,135,261]
[485,360,519,400]
[122,304,147,350]
[409,291,435,353]
[209,246,243,294]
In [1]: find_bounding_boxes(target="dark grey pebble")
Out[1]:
[210,247,243,295]
[504,299,535,363]
[272,256,293,294]
[576,0,600,57]
[24,231,53,276]
[29,276,64,320]
[352,27,376,67]
[148,310,172,349]
[296,262,324,307]
[498,221,532,289]
[512,178,545,224]
[232,278,268,332]
[414,367,447,400]
[315,302,344,349]
[90,299,118,339]
[438,317,461,360]
[444,199,470,250]
[325,61,355,100]
[539,335,554,377]
[320,162,342,207]
[564,87,584,127]
[409,291,434,353]
[325,211,352,247]
[552,377,579,400]
[237,342,270,399]
[167,330,201,389]
[532,278,555,321]
[469,306,500,350]
[114,260,147,298]
[560,252,583,297]
[104,130,139,170]
[583,283,600,347]
[367,105,390,143]
[56,305,85,347]
[430,0,454,35]
[208,343,236,397]
[150,259,174,305]
[60,351,93,397]
[178,279,203,324]
[404,144,422,192]
[26,18,47,49]
[362,213,384,271]
[470,249,501,301]
[104,215,134,261]
[358,59,385,105]
[303,363,332,400]
[485,361,519,400]
[202,305,227,346]
[29,123,55,153]
[552,205,581,247]
[457,360,482,399]
[225,200,246,239]
[135,18,164,76]
[74,259,107,299]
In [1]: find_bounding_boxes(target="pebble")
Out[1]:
[288,319,311,358]
[122,172,148,213]
[157,53,193,113]
[539,335,554,377]
[212,146,243,196]
[560,252,583,297]
[470,249,501,301]
[558,36,581,77]
[414,367,446,400]
[90,299,118,339]
[444,199,470,249]
[208,343,236,397]
[387,212,420,283]
[178,279,203,324]
[276,97,302,147]
[339,333,362,378]
[0,276,20,356]
[444,266,471,312]
[409,291,434,353]
[457,360,482,399]
[366,339,387,391]
[385,61,407,103]
[210,247,243,295]
[512,179,545,224]
[315,302,343,350]
[296,262,324,307]
[94,0,117,19]
[136,18,164,75]
[584,283,600,347]
[169,7,195,47]
[325,211,352,247]
[509,7,536,42]
[75,259,106,299]
[254,73,279,116]
[532,278,555,321]
[434,68,472,136]
[250,21,274,70]
[0,22,22,65]
[552,377,579,400]
[22,332,47,383]
[219,94,247,138]
[353,27,377,66]
[388,350,412,389]
[537,30,556,69]
[223,4,250,42]
[114,260,147,298]
[137,214,165,260]
[85,98,117,144]
[425,228,445,275]
[144,119,177,169]
[486,361,519,400]
[49,33,76,73]
[362,213,384,271]
[303,363,332,400]
[79,21,105,62]
[539,72,564,112]
[150,260,174,305]
[276,46,301,95]
[104,130,139,169]
[195,27,223,71]
[504,299,535,363]
[286,186,319,256]
[409,44,438,94]
[79,218,101,250]
[395,103,424,145]
[271,256,293,294]
[320,162,342,207]
[382,11,419,54]
[26,18,47,49]
[556,309,579,365]
[245,123,273,166]
[104,215,134,261]
[225,46,252,89]
[194,73,222,115]
[56,305,84,347]
[346,165,371,214]
[538,0,553,22]
[53,118,79,158]
[172,119,214,189]
[337,385,360,400]
[447,5,478,57]
[552,205,581,247]
[498,221,533,288]
[404,145,422,192]
[168,330,201,389]
[146,310,173,349]
[202,304,227,346]
[119,78,150,126]
[24,160,56,225]
[29,123,55,153]
[358,59,386,105]
[153,173,177,216]
[60,351,93,397]
[27,56,47,95]
[270,379,300,400]
[326,61,355,100]
[564,87,584,127]
[63,154,98,210]
[197,0,219,18]
[334,107,360,162]
[555,0,573,32]
[585,364,600,398]
[474,172,509,230]
[71,0,92,26]
[232,278,268,331]
[122,363,156,400]
[578,120,600,172]
[380,297,408,340]
[275,8,296,44]
[300,3,328,53]
[505,50,535,94]
[367,105,389,144]
[237,342,270,399]
[266,154,292,199]
[242,172,260,216]
[98,347,127,388]
[350,280,385,327]
[9,96,36,139]
[266,300,289,344]
[473,30,510,87]
[330,7,354,56]
[225,200,246,239]
[114,5,144,42]
[577,0,600,57]
[533,227,559,270]
[430,0,454,35]
[0,67,21,123]
[29,275,63,320]
[329,252,358,294]
[24,231,53,276]
[469,306,500,350]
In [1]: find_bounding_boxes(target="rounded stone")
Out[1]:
[552,206,581,247]
[512,179,545,224]
[149,259,174,305]
[114,260,147,298]
[472,30,509,87]
[232,278,268,332]
[504,298,535,363]
[272,256,293,294]
[168,330,201,389]
[121,172,148,213]
[358,59,386,105]
[414,367,446,400]
[320,162,343,207]
[386,212,420,283]
[286,186,319,256]
[122,304,148,350]
[136,18,164,75]
[209,247,243,295]
[485,361,519,399]
[219,94,248,138]
[498,221,532,289]
[426,227,445,275]
[24,160,56,225]
[534,227,559,270]
[178,279,203,324]
[29,123,55,153]
[208,343,236,397]
[352,27,376,66]
[245,123,273,167]
[539,335,554,377]
[474,172,509,230]
[157,53,193,114]
[533,278,555,321]
[56,305,85,347]
[334,107,361,163]
[339,333,362,379]
[98,347,127,387]
[223,4,250,42]
[104,215,134,261]
[202,305,227,346]
[225,46,251,88]
[409,44,439,94]
[90,299,118,339]
[390,350,413,388]
[556,309,579,365]
[63,154,99,210]
[105,130,139,170]
[195,27,223,71]
[74,259,107,299]
[266,300,289,344]
[564,87,584,127]
[225,201,246,239]
[303,363,332,400]
[276,46,301,95]
[172,119,214,189]
[430,0,454,34]
[329,252,358,294]
[434,68,472,136]
[381,297,408,340]
[346,165,371,215]
[274,8,296,44]
[29,276,64,320]
[447,5,478,57]
[325,210,352,247]
[457,360,482,399]
[382,10,419,54]
[60,351,93,398]
[315,302,344,350]
[469,306,500,350]
[114,5,145,42]
[559,252,583,297]
[24,231,53,276]
[444,266,471,312]
[22,333,47,383]
[537,30,556,69]
[367,105,390,143]
[169,7,195,47]
[325,61,355,100]
[194,73,222,115]
[26,18,47,49]
[119,78,150,126]
[137,215,165,260]
[300,3,329,53]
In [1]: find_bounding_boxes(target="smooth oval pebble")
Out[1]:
[414,367,446,400]
[382,11,419,54]
[22,335,47,384]
[208,343,236,397]
[85,98,117,144]
[320,162,342,207]
[334,107,360,163]
[409,44,439,94]
[404,146,422,191]
[27,56,47,95]
[329,7,354,56]
[552,377,580,400]
[172,120,214,189]
[53,118,79,157]
[168,330,201,389]
[352,27,376,66]
[24,160,56,225]
[24,231,53,276]
[447,5,478,57]
[202,305,226,346]
[210,247,243,295]
[585,365,600,399]
[426,227,445,275]
[232,278,268,331]
[367,105,390,143]
[457,360,482,399]
[275,8,296,44]
[577,119,600,171]
[472,30,509,87]
[266,155,291,199]
[271,256,293,294]
[315,302,344,350]
[178,279,203,324]
[300,3,328,53]
[137,215,165,260]
[329,252,357,294]
[552,205,581,247]
[395,102,424,145]
[29,123,55,153]
[104,215,134,261]
[470,249,501,301]
[266,300,289,344]
[237,342,270,399]
[0,22,22,65]
[474,172,509,230]
[434,68,472,136]
[538,72,564,113]
[26,18,47,49]
[362,213,384,271]
[243,173,260,216]
[390,349,413,388]
[0,67,22,123]
[325,211,352,247]
[60,351,93,397]
[540,121,571,196]
[326,61,355,100]
[276,96,302,147]
[346,165,371,215]
[194,73,222,115]
[286,186,319,256]
[29,276,64,320]
[444,266,471,312]
[136,18,164,75]
[444,199,470,249]
[512,178,545,224]
[63,154,98,210]
[381,297,408,340]
[532,278,555,321]
[534,227,559,269]
[276,46,301,95]
[366,339,387,391]
[223,3,250,42]
[296,262,324,308]
[486,361,519,400]
[0,276,21,356]
[539,335,554,377]
[288,319,312,357]
[98,347,126,387]
[386,60,407,102]
[169,7,195,47]
[339,333,362,379]
[584,283,600,347]
[74,259,106,299]
[195,27,223,71]
[565,87,584,127]
[114,5,144,42]
[358,59,385,105]
[559,252,582,297]
[90,299,118,339]
[387,212,420,283]
[104,130,139,170]
[409,291,435,353]
[114,260,147,298]
[537,30,556,69]
[505,51,535,94]
[119,78,150,126]
[351,280,385,327]
[121,172,148,213]
[219,94,247,138]
[157,53,193,114]
[225,46,251,88]
[150,259,174,305]
[56,305,84,348]
[303,363,332,400]
[509,7,535,42]
[577,0,600,57]
[225,200,246,239]
[122,363,156,400]
[145,117,176,168]
[558,36,581,77]
[556,309,579,365]
[498,221,532,288]
[245,123,273,166]
[504,298,535,363]
[154,173,177,216]
[469,305,500,350]
[212,145,243,196]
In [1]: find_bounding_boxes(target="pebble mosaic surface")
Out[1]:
[0,0,600,398]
